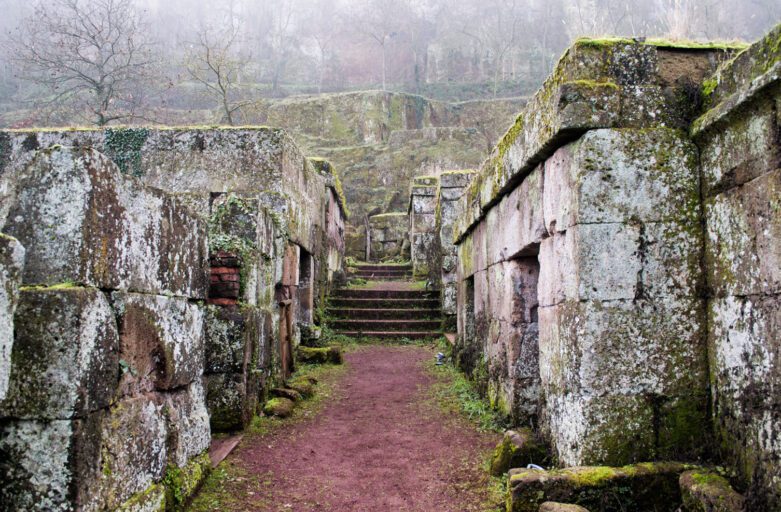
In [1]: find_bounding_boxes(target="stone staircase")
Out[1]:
[328,264,442,340]
[351,263,412,281]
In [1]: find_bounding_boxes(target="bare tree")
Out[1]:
[304,0,340,93]
[459,0,526,97]
[266,0,299,96]
[7,0,156,126]
[185,21,250,125]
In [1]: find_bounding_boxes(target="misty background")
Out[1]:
[0,0,779,128]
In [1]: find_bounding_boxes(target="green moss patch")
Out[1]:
[162,452,211,511]
[507,461,698,512]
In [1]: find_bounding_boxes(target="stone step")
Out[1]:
[353,270,412,278]
[333,330,442,340]
[332,289,437,299]
[330,319,442,331]
[356,264,412,271]
[327,307,441,320]
[329,297,441,309]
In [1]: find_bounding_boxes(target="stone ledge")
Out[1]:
[454,39,736,245]
[507,462,697,512]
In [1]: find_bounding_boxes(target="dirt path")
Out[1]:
[192,345,500,511]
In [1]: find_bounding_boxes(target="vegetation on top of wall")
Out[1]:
[574,36,748,51]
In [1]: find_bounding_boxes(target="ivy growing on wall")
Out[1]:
[208,194,259,297]
[104,128,149,177]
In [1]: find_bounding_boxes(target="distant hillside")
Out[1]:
[239,90,526,256]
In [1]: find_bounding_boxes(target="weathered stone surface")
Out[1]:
[111,292,204,392]
[542,129,701,234]
[697,95,780,196]
[0,234,24,401]
[440,170,477,189]
[539,298,707,466]
[490,428,548,477]
[692,24,780,137]
[204,305,258,375]
[708,294,781,504]
[0,147,208,298]
[455,43,732,243]
[164,381,210,468]
[507,462,691,512]
[705,168,781,298]
[297,346,343,365]
[204,373,254,432]
[540,223,701,307]
[679,470,745,512]
[483,259,541,423]
[0,414,103,511]
[162,452,211,510]
[0,288,118,420]
[98,396,168,510]
[263,397,294,418]
[538,503,590,512]
[485,165,545,267]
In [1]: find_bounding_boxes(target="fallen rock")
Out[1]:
[539,503,590,512]
[271,388,303,402]
[263,398,295,418]
[490,428,549,476]
[297,346,343,365]
[679,470,745,512]
[286,378,316,398]
[507,462,693,512]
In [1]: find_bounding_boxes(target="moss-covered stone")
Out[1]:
[116,483,166,512]
[162,452,211,511]
[286,377,316,398]
[679,470,745,512]
[507,462,696,512]
[490,428,549,476]
[262,397,295,418]
[296,346,343,365]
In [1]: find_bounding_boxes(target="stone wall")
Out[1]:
[0,147,211,510]
[692,24,781,509]
[437,170,477,329]
[409,176,439,280]
[0,127,346,509]
[446,25,781,507]
[367,212,409,262]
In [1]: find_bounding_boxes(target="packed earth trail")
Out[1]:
[189,344,501,512]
